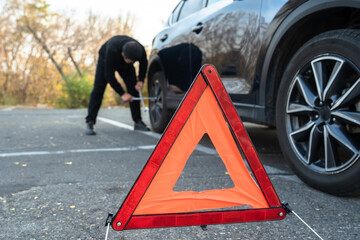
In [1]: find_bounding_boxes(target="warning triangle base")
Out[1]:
[125,208,285,230]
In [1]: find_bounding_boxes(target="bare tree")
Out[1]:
[16,0,69,82]
[0,0,136,106]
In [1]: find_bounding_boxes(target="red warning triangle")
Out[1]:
[112,65,285,230]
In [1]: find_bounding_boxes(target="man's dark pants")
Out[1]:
[86,57,141,124]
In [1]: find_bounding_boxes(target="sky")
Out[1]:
[47,0,178,47]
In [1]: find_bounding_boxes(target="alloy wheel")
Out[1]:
[286,55,360,173]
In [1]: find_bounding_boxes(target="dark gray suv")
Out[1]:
[146,0,360,196]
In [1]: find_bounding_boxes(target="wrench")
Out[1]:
[120,92,156,111]
[132,97,157,101]
[138,89,148,112]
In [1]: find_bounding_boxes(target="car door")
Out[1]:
[148,0,208,132]
[155,0,207,97]
[190,0,263,116]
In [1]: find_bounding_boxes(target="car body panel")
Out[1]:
[149,0,293,123]
[148,0,360,124]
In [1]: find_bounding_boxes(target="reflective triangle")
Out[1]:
[111,65,285,230]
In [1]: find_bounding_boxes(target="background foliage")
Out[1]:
[0,0,142,108]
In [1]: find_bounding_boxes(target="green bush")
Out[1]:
[56,72,93,108]
[0,93,18,106]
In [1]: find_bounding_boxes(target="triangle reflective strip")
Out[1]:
[112,65,285,230]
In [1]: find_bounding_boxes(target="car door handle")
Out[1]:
[160,34,168,42]
[192,24,203,34]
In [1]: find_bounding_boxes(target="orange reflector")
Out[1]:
[111,65,285,230]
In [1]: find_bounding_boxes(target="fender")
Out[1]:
[258,0,360,107]
[147,54,165,83]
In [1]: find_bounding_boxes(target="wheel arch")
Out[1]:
[259,0,360,125]
[147,54,166,88]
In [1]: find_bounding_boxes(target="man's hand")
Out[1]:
[121,93,133,103]
[135,81,143,91]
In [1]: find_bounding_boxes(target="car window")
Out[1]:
[171,1,184,24]
[178,0,204,21]
[206,0,222,7]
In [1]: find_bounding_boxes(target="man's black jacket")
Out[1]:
[99,35,147,96]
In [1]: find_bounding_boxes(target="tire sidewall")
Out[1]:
[276,30,360,195]
[148,71,170,133]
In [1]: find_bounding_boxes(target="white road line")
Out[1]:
[1,117,215,158]
[97,117,133,131]
[96,117,288,174]
[1,151,52,157]
[97,117,217,155]
[2,116,287,175]
[98,116,163,139]
[0,145,156,158]
[1,107,16,111]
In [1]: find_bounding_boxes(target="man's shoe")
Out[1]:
[86,121,96,135]
[134,121,150,131]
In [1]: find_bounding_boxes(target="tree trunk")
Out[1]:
[24,18,68,84]
[68,47,82,78]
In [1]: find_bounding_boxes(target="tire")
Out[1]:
[148,71,171,133]
[276,30,360,196]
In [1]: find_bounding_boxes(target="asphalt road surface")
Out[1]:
[0,107,359,239]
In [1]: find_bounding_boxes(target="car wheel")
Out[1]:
[148,71,171,133]
[276,30,360,196]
